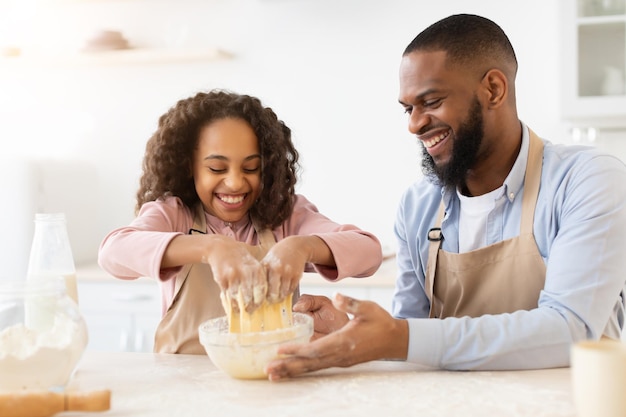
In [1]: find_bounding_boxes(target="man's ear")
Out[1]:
[480,68,508,109]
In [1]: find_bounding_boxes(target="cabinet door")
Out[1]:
[77,280,161,352]
[561,0,626,124]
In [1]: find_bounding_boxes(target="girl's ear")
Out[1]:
[480,68,508,109]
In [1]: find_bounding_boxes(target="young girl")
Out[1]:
[97,89,383,354]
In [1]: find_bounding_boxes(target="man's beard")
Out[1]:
[420,97,483,190]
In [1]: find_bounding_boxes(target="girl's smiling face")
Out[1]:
[193,117,262,223]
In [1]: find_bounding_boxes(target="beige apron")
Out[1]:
[425,131,546,318]
[154,204,277,354]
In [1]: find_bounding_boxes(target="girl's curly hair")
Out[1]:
[136,89,300,229]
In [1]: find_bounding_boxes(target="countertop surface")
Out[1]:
[60,351,577,417]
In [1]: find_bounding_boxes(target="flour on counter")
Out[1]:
[0,316,87,390]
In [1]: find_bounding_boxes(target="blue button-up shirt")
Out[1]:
[392,123,626,370]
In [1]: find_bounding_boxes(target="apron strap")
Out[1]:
[425,203,445,313]
[251,223,277,258]
[520,130,544,234]
[172,203,206,299]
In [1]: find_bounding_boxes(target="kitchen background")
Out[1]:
[1,0,625,349]
[0,0,564,272]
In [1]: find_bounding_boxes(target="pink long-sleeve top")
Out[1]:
[98,194,383,315]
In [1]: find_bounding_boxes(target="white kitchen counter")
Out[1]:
[63,351,576,417]
[75,257,398,288]
[302,256,397,287]
[74,259,399,352]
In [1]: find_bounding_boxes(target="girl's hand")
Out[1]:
[261,236,309,303]
[203,235,267,313]
[261,235,335,304]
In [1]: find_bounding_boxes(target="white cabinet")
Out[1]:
[76,268,161,353]
[560,0,626,126]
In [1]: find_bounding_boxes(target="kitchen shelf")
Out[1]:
[560,0,626,125]
[577,15,626,25]
[0,46,232,69]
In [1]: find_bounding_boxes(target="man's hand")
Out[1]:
[265,293,409,381]
[292,294,350,339]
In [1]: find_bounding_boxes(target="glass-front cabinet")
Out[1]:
[561,0,626,125]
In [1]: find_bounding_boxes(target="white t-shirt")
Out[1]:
[457,186,504,253]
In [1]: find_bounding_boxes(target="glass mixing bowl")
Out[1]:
[199,312,313,380]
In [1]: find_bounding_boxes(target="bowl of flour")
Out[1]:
[0,278,88,391]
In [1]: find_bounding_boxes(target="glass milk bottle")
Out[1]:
[26,213,78,304]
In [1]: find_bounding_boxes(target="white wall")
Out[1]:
[0,0,563,274]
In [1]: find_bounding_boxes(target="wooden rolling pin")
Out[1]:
[0,389,111,417]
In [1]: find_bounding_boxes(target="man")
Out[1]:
[265,14,626,380]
